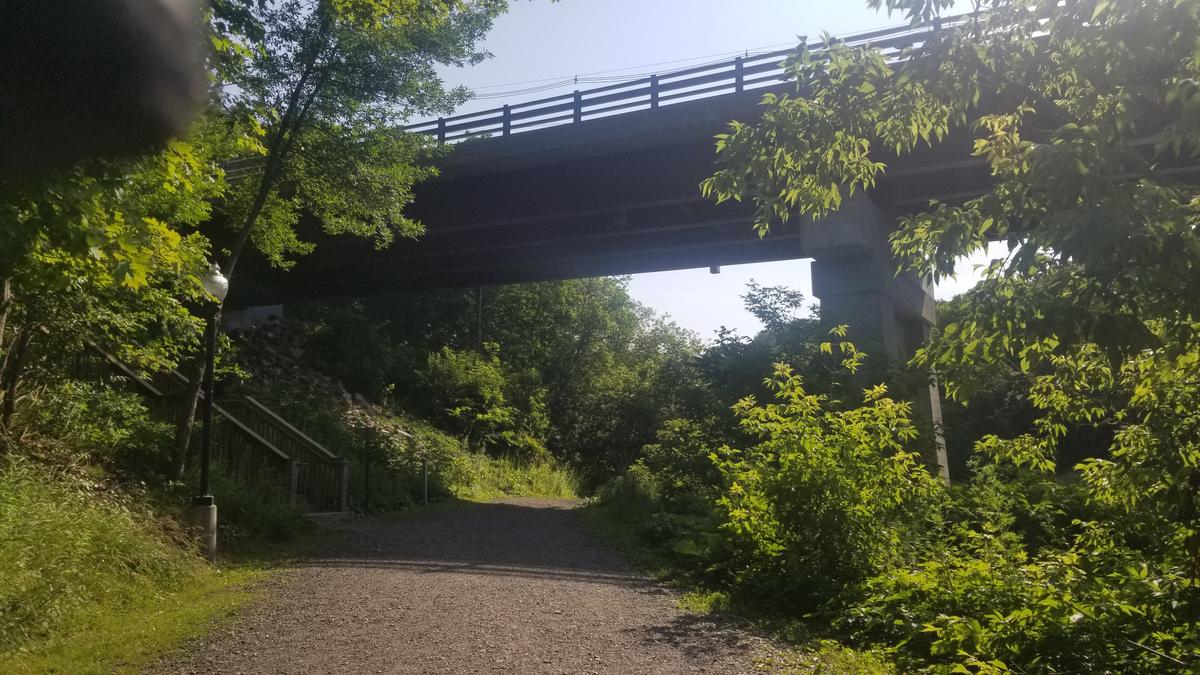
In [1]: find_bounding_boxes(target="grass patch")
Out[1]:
[753,643,895,675]
[676,589,732,614]
[0,456,307,673]
[0,457,205,651]
[0,566,269,674]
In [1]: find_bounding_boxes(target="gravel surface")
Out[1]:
[155,498,775,674]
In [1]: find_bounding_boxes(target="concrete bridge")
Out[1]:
[231,19,984,364]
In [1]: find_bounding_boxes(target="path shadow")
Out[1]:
[300,500,651,590]
[627,612,762,661]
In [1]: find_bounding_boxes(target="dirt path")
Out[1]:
[155,498,775,674]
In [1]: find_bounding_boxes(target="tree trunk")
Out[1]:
[0,278,12,350]
[171,352,205,479]
[169,15,332,478]
[0,278,13,380]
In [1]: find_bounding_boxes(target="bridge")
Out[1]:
[231,18,985,364]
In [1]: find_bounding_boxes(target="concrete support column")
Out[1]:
[803,195,949,481]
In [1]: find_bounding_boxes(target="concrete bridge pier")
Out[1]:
[804,196,949,481]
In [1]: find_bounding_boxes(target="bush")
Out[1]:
[203,464,313,543]
[840,434,1197,673]
[715,365,945,607]
[640,418,724,513]
[14,378,173,478]
[596,462,659,517]
[0,456,203,650]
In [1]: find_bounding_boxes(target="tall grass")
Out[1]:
[0,456,204,649]
[453,454,578,501]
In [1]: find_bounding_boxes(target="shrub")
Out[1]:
[714,364,945,608]
[13,378,173,478]
[595,461,658,517]
[453,454,577,501]
[640,418,724,512]
[419,345,516,451]
[204,464,313,543]
[0,456,203,649]
[844,434,1197,673]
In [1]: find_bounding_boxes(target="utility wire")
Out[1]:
[467,48,785,101]
[460,18,914,101]
[467,40,799,93]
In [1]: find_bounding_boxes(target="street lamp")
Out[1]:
[192,262,228,560]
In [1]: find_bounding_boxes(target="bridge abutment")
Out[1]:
[804,196,949,481]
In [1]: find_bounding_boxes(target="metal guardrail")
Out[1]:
[405,16,971,143]
[219,16,972,182]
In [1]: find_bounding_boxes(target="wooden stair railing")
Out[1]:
[216,396,348,512]
[71,341,348,512]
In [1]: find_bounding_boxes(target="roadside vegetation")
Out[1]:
[0,0,574,666]
[0,455,271,673]
[3,0,1200,673]
[587,0,1200,672]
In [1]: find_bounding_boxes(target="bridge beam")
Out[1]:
[804,195,949,481]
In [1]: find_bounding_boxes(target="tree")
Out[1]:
[703,0,1200,667]
[740,280,810,331]
[419,344,516,452]
[168,0,507,475]
[216,0,504,277]
[0,122,238,432]
[292,277,705,484]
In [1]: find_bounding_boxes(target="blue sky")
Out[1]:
[436,0,991,341]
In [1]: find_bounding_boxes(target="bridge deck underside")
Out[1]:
[229,92,1009,307]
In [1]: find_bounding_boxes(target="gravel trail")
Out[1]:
[155,498,773,674]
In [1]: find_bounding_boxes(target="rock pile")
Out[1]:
[227,315,348,403]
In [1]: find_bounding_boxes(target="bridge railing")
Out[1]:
[406,15,973,143]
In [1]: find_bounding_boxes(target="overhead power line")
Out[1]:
[460,18,910,102]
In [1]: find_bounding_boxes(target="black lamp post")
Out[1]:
[192,262,228,560]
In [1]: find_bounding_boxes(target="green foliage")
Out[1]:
[452,454,577,501]
[741,280,811,331]
[716,363,945,607]
[596,461,660,517]
[0,131,228,290]
[640,418,725,512]
[755,642,896,675]
[0,457,204,650]
[692,1,1200,670]
[341,405,576,505]
[215,0,505,274]
[292,277,706,487]
[232,321,576,507]
[419,345,518,451]
[843,438,1194,672]
[12,378,173,476]
[203,464,313,543]
[0,565,266,675]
